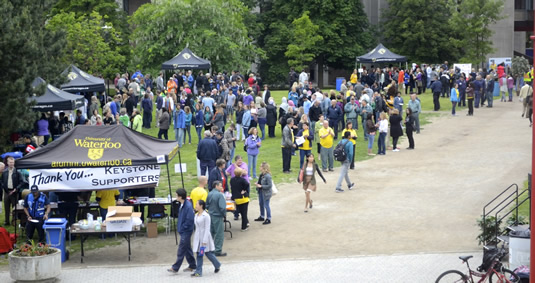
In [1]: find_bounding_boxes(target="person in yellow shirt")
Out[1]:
[319,120,335,172]
[350,69,358,88]
[95,189,120,220]
[297,122,313,169]
[341,121,358,170]
[190,176,208,210]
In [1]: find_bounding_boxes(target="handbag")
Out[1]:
[298,169,304,183]
[271,181,278,196]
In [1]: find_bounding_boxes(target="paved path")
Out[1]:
[0,252,483,282]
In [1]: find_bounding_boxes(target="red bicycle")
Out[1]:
[435,249,520,283]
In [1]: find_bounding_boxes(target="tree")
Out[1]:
[129,0,263,75]
[258,0,373,85]
[52,0,130,76]
[382,0,459,63]
[285,11,323,71]
[449,0,504,66]
[511,56,530,79]
[0,0,66,151]
[47,11,126,80]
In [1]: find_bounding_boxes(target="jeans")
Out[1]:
[158,129,168,140]
[433,92,440,111]
[474,91,481,108]
[196,126,203,142]
[247,154,258,178]
[257,190,265,218]
[335,160,351,190]
[263,197,271,220]
[320,146,334,170]
[99,208,108,221]
[411,112,420,133]
[368,134,375,149]
[362,117,368,140]
[508,88,513,101]
[328,119,338,139]
[377,132,386,154]
[172,232,196,271]
[176,128,185,147]
[282,147,292,172]
[209,215,224,254]
[299,149,311,169]
[487,91,494,107]
[350,144,356,169]
[200,160,215,176]
[451,101,457,115]
[184,125,191,143]
[258,118,266,140]
[227,148,235,168]
[194,251,220,276]
[468,99,474,115]
[236,124,245,140]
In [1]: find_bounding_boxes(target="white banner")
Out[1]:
[453,63,472,77]
[29,165,161,191]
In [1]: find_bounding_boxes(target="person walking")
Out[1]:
[430,79,442,111]
[281,118,295,173]
[507,74,514,102]
[334,131,354,193]
[376,112,388,155]
[405,108,415,149]
[190,199,221,277]
[168,188,197,273]
[230,168,250,231]
[299,153,326,212]
[341,121,358,169]
[389,109,403,151]
[206,181,227,256]
[450,83,459,116]
[244,127,261,179]
[319,120,335,172]
[466,83,475,116]
[255,162,273,225]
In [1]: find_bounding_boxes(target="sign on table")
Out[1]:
[29,165,161,191]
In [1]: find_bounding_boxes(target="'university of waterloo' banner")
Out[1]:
[29,165,161,191]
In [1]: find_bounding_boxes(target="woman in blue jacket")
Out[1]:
[450,83,459,116]
[194,103,204,143]
[184,106,192,145]
[244,127,261,179]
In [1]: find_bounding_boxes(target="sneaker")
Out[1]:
[262,219,271,225]
[215,252,227,257]
[241,228,248,232]
[234,216,239,221]
[167,268,178,273]
[335,189,344,193]
[328,168,334,172]
[183,267,195,272]
[348,183,355,190]
[392,149,399,152]
[191,273,201,277]
[254,217,264,222]
[322,169,328,172]
[215,268,220,273]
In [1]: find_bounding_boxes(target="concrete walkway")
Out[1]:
[0,252,483,282]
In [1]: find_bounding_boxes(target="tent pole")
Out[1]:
[166,162,178,245]
[177,150,185,189]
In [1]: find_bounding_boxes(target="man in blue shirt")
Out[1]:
[23,185,51,243]
[168,188,196,273]
[334,132,354,193]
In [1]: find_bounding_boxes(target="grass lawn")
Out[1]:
[0,86,459,262]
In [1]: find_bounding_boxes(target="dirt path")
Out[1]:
[62,101,532,267]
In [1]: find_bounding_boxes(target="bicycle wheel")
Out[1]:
[435,270,469,283]
[489,268,520,283]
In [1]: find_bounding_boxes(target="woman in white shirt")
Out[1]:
[191,200,221,277]
[377,112,388,155]
[298,154,326,213]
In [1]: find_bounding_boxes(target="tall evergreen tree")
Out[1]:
[0,0,66,151]
[382,0,459,64]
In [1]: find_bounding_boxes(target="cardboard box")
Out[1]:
[146,222,158,238]
[105,206,142,232]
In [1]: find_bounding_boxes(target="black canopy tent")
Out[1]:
[16,125,184,244]
[29,77,85,112]
[356,43,407,63]
[161,47,211,70]
[60,65,106,93]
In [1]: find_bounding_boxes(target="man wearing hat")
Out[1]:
[23,185,51,243]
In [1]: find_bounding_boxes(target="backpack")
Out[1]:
[477,248,501,272]
[334,140,350,162]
